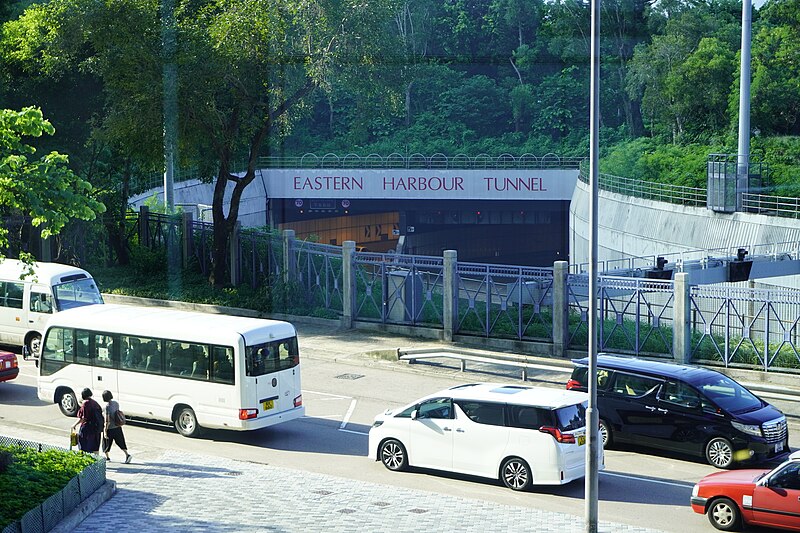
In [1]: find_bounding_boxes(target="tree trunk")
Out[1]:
[405,81,413,127]
[210,167,231,287]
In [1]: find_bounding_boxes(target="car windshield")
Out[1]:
[53,278,104,311]
[697,376,763,414]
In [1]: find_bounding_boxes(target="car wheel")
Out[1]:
[705,437,734,469]
[58,390,79,417]
[174,407,201,437]
[379,439,408,471]
[707,497,742,531]
[599,419,612,448]
[501,457,532,491]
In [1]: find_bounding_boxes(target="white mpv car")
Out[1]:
[368,383,599,491]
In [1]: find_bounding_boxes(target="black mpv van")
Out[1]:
[566,354,789,468]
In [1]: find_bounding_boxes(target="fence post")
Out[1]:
[39,232,52,262]
[182,212,193,269]
[443,250,457,342]
[138,205,150,248]
[283,229,296,284]
[673,272,692,363]
[553,261,569,357]
[342,241,356,329]
[230,221,241,286]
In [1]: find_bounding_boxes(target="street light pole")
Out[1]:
[161,0,177,212]
[586,0,601,531]
[736,0,752,211]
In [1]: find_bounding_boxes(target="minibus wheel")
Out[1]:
[25,334,41,360]
[58,389,78,417]
[500,457,532,491]
[174,406,201,437]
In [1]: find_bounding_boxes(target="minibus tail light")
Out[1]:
[539,426,576,444]
[565,379,582,390]
[239,408,258,420]
[293,394,303,408]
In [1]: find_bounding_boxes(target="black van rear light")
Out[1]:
[539,426,576,444]
[566,379,582,390]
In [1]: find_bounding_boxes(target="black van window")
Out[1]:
[661,381,702,408]
[697,376,762,414]
[457,401,506,426]
[610,373,661,398]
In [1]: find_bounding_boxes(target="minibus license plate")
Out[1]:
[578,435,586,446]
[776,442,783,453]
[262,399,274,411]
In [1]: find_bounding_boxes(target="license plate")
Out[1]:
[3,361,9,369]
[775,442,783,453]
[262,399,274,411]
[578,434,586,446]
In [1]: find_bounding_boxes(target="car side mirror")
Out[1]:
[411,409,418,420]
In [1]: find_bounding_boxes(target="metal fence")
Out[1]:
[579,171,708,207]
[259,152,583,170]
[690,285,800,371]
[0,435,105,533]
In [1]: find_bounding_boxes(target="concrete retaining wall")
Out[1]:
[569,179,800,289]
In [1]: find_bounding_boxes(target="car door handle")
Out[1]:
[645,405,656,411]
[456,428,465,433]
[657,408,668,413]
[443,427,452,432]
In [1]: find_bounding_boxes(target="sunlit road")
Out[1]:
[1,349,794,532]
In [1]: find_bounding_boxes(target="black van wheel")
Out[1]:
[707,497,742,531]
[599,419,612,448]
[706,437,734,469]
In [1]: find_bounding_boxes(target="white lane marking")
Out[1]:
[339,428,368,435]
[302,389,351,400]
[600,470,694,489]
[340,399,357,429]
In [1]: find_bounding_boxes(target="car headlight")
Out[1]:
[731,420,762,437]
[692,484,699,497]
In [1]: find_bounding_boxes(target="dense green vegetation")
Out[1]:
[0,445,96,528]
[1,0,799,275]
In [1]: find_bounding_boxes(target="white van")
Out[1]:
[368,382,599,491]
[0,259,103,357]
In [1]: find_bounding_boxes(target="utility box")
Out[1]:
[386,269,423,323]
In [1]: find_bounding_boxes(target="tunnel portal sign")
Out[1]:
[265,169,578,201]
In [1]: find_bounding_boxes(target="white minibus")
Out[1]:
[37,304,304,437]
[0,259,103,357]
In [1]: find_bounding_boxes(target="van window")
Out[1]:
[507,405,547,429]
[416,398,453,419]
[661,381,703,409]
[696,376,763,414]
[456,401,506,426]
[554,402,587,431]
[610,372,661,398]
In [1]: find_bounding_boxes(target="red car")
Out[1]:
[0,350,19,382]
[692,450,800,531]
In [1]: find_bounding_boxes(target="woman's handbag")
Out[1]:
[69,429,78,449]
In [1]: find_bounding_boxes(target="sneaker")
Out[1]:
[105,455,111,461]
[124,455,132,464]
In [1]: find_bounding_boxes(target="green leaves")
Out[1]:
[0,107,106,250]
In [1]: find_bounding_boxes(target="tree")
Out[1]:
[3,0,399,286]
[0,107,105,262]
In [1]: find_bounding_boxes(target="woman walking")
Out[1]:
[101,390,132,463]
[72,388,102,454]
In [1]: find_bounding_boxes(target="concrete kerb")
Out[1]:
[49,480,116,533]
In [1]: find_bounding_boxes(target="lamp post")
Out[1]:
[161,0,177,212]
[736,0,752,211]
[586,0,601,531]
